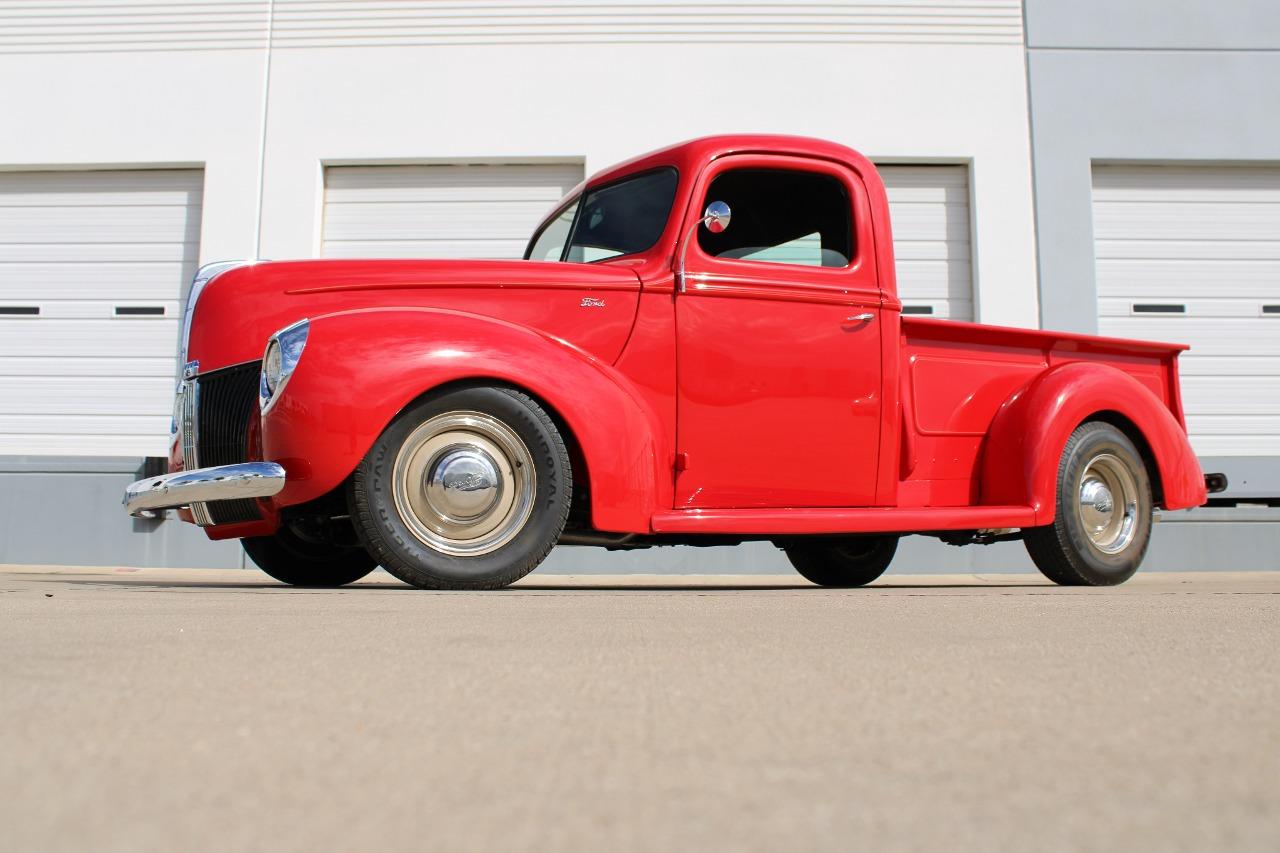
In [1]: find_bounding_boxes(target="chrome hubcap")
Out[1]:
[426,447,502,523]
[393,412,535,557]
[1076,453,1139,554]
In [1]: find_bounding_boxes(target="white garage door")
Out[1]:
[1093,164,1280,457]
[322,163,584,260]
[0,169,203,457]
[878,165,973,321]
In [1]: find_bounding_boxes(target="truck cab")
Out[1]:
[126,135,1217,589]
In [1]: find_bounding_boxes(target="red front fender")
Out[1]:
[980,361,1207,522]
[260,307,668,533]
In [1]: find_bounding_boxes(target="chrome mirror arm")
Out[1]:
[675,217,705,294]
[675,200,731,293]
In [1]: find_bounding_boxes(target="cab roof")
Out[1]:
[576,134,879,196]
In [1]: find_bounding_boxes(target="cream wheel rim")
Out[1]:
[392,411,535,557]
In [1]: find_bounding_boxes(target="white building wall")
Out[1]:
[0,0,1042,569]
[0,1,1039,321]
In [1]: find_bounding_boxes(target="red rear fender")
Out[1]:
[260,307,668,532]
[980,361,1206,521]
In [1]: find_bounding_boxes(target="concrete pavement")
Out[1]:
[2,566,1278,851]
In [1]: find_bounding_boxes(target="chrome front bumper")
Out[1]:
[124,462,286,519]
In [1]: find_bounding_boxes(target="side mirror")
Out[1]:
[676,201,733,293]
[702,201,731,234]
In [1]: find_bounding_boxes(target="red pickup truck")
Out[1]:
[125,135,1220,589]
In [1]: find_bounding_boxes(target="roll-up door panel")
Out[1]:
[878,165,973,321]
[322,163,583,260]
[1093,164,1280,457]
[0,169,203,456]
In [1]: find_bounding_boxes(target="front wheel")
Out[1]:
[781,535,899,587]
[242,526,378,587]
[1024,421,1153,586]
[349,386,572,590]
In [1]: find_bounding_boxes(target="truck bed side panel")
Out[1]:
[899,317,1187,507]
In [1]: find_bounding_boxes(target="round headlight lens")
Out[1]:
[259,318,309,412]
[263,340,282,396]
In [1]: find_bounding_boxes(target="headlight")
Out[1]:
[259,318,309,413]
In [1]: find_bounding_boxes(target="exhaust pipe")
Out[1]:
[1204,473,1228,494]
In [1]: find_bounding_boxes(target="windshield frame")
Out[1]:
[523,166,679,264]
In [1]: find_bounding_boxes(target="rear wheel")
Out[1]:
[242,526,378,587]
[349,386,571,590]
[1024,421,1153,586]
[782,535,899,587]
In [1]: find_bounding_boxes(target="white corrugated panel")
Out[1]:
[0,1,1024,54]
[322,163,584,260]
[879,165,973,321]
[0,169,202,457]
[1093,164,1280,457]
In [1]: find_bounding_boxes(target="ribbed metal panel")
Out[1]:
[878,165,973,321]
[0,168,203,456]
[180,379,198,470]
[323,163,583,260]
[206,498,265,526]
[195,362,260,468]
[0,1,1024,54]
[185,361,262,526]
[1093,164,1280,457]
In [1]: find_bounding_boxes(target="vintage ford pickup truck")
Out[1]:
[125,135,1222,589]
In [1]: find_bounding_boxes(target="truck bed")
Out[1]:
[897,316,1188,507]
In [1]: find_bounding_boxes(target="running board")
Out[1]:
[650,506,1038,536]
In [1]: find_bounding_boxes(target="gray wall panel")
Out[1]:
[0,469,244,568]
[3,466,1275,572]
[1028,49,1280,334]
[1025,0,1280,50]
[1026,0,1280,505]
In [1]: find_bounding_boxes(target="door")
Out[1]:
[1093,164,1280,465]
[322,162,583,259]
[878,165,974,320]
[675,157,883,508]
[0,168,203,457]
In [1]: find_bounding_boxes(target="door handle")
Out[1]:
[844,313,875,323]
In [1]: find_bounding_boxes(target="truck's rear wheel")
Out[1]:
[1024,421,1153,586]
[242,527,378,587]
[782,535,898,587]
[349,386,571,590]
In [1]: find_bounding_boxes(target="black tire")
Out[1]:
[349,386,571,590]
[782,535,899,587]
[1024,421,1153,586]
[242,526,378,587]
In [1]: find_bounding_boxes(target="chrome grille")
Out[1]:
[179,362,262,527]
[180,378,199,470]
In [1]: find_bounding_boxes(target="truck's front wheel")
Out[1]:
[242,527,378,587]
[349,386,571,590]
[781,535,899,587]
[1024,421,1153,586]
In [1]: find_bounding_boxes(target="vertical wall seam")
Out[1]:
[1020,0,1046,329]
[253,0,276,260]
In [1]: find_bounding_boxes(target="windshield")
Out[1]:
[526,167,678,263]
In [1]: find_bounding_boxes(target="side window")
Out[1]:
[698,168,853,268]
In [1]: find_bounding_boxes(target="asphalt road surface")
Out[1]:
[2,566,1278,852]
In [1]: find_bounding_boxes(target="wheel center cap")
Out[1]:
[1079,479,1115,527]
[426,446,502,522]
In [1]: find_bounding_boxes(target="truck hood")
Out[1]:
[185,258,643,372]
